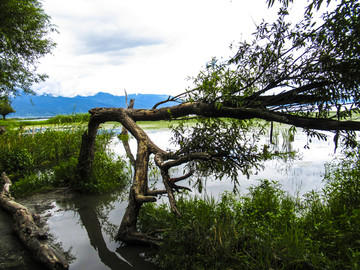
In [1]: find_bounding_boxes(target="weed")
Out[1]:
[1,124,130,197]
[139,168,360,270]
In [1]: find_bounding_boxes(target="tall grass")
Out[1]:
[139,154,360,270]
[0,124,130,197]
[0,126,84,171]
[45,113,90,124]
[0,113,91,127]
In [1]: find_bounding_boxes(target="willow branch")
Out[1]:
[157,152,212,170]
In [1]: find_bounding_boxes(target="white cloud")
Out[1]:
[36,0,281,97]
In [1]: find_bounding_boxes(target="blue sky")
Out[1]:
[36,0,286,97]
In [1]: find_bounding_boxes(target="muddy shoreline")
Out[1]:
[0,187,76,270]
[1,187,158,270]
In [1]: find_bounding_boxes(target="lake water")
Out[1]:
[42,128,338,269]
[110,128,337,196]
[4,127,339,269]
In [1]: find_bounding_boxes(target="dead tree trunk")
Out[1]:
[76,119,100,184]
[0,172,69,270]
[77,106,191,245]
[76,101,360,245]
[116,138,163,245]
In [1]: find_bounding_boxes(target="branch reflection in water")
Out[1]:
[46,127,336,269]
[47,191,157,270]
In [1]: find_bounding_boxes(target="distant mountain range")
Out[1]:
[10,92,177,118]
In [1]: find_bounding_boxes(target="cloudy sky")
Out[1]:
[35,0,286,97]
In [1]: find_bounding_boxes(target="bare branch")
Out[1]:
[161,169,182,217]
[147,189,167,196]
[120,98,135,165]
[134,194,157,203]
[151,95,183,109]
[170,170,194,183]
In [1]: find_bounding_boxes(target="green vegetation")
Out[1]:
[0,113,193,129]
[139,148,360,269]
[0,98,15,119]
[0,0,56,98]
[0,113,91,127]
[0,120,130,197]
[45,113,91,125]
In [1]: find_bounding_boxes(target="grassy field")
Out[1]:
[1,113,198,130]
[3,110,360,129]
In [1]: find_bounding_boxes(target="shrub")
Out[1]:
[76,151,130,193]
[0,147,34,174]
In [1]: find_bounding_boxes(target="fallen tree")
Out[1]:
[77,0,360,245]
[0,172,69,270]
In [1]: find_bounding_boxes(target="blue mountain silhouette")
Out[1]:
[10,92,177,118]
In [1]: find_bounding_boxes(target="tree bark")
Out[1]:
[76,118,100,184]
[120,98,136,165]
[0,172,69,270]
[89,102,360,131]
[115,120,163,245]
[77,101,360,246]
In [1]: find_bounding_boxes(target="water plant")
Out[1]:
[138,155,360,269]
[0,124,130,197]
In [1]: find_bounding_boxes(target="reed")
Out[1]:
[0,124,130,197]
[139,158,360,269]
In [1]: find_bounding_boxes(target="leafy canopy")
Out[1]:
[0,0,56,98]
[0,98,15,119]
[186,0,360,114]
[172,0,360,183]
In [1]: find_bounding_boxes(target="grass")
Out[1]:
[0,122,130,197]
[138,148,360,269]
[0,113,91,127]
[1,114,196,131]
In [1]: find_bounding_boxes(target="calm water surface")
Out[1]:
[44,128,337,269]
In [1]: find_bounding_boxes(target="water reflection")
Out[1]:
[109,128,336,196]
[47,192,157,270]
[45,128,337,269]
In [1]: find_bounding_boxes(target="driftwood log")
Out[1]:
[0,172,69,270]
